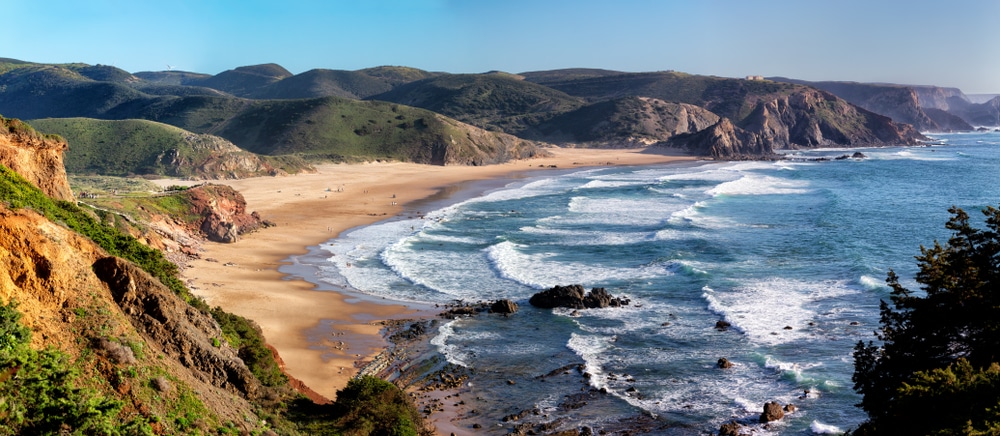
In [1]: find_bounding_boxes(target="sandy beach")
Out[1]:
[167,148,697,405]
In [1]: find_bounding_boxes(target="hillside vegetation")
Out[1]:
[0,115,433,434]
[0,59,547,166]
[28,117,312,178]
[0,58,941,163]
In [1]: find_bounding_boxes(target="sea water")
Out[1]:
[293,132,1000,434]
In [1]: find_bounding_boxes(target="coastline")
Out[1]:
[166,148,698,403]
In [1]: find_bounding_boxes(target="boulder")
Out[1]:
[717,358,733,369]
[490,299,519,314]
[529,284,629,309]
[719,421,743,436]
[759,401,785,423]
[852,152,868,159]
[715,320,732,330]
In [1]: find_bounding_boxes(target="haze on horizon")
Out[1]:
[5,0,1000,94]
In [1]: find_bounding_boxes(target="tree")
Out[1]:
[852,206,1000,434]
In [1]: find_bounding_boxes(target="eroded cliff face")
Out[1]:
[0,205,262,430]
[0,119,73,201]
[739,89,925,149]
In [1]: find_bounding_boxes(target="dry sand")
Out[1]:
[164,148,697,403]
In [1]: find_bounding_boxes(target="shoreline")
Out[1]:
[167,148,698,404]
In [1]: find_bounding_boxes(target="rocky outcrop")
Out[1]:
[760,401,786,423]
[664,118,773,159]
[528,97,721,147]
[0,117,73,201]
[153,131,301,179]
[490,299,519,315]
[739,89,925,148]
[184,184,268,243]
[769,79,949,132]
[666,89,926,158]
[92,256,260,399]
[528,285,630,309]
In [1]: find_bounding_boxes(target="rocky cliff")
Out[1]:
[0,115,274,432]
[0,204,264,432]
[738,89,925,149]
[665,118,772,159]
[0,117,73,201]
[769,78,946,132]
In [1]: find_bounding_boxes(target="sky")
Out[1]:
[4,0,1000,93]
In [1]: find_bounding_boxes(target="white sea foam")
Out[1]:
[764,355,823,383]
[486,240,675,289]
[810,421,843,434]
[858,274,884,291]
[702,278,858,346]
[707,174,810,197]
[577,179,647,190]
[561,196,687,226]
[566,333,612,391]
[381,237,526,301]
[431,320,471,367]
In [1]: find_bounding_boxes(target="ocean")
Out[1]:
[289,132,1000,434]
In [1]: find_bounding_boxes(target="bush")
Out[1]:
[0,301,149,434]
[332,376,429,436]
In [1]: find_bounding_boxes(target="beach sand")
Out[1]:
[166,148,697,406]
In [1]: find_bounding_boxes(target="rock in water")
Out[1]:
[528,284,629,309]
[760,401,785,423]
[717,358,733,369]
[719,421,743,436]
[490,299,519,314]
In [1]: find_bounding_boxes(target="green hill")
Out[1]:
[369,72,585,133]
[253,68,394,100]
[207,96,544,164]
[28,118,311,178]
[189,63,293,97]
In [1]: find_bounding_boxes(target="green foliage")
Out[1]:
[209,308,286,387]
[0,301,150,435]
[852,206,1000,434]
[332,376,429,436]
[29,118,308,178]
[370,73,585,133]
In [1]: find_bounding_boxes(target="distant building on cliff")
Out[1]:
[746,75,765,81]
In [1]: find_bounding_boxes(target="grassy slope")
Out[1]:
[214,96,469,161]
[28,117,312,178]
[369,72,586,133]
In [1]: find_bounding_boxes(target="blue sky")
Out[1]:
[5,0,1000,93]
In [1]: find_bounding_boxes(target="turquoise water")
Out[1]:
[301,132,1000,434]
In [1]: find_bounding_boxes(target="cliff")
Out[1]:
[769,78,946,132]
[0,117,73,201]
[0,115,273,432]
[738,89,925,149]
[0,204,265,432]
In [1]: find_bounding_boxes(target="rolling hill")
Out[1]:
[0,59,547,167]
[27,118,311,178]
